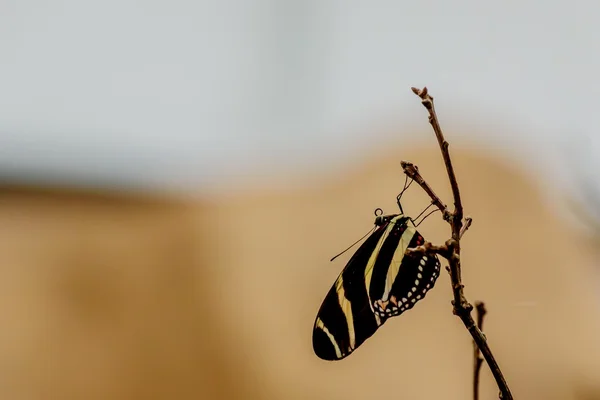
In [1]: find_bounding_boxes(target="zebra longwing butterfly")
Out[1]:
[312,203,441,361]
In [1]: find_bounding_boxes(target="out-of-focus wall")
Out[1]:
[0,143,599,400]
[0,187,268,400]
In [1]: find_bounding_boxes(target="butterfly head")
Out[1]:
[374,211,404,227]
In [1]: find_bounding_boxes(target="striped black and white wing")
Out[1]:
[312,214,441,361]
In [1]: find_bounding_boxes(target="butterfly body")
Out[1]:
[313,213,441,361]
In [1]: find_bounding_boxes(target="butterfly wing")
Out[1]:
[312,219,391,361]
[312,215,441,361]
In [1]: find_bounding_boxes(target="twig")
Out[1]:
[405,241,450,257]
[460,217,473,239]
[403,86,513,400]
[401,161,451,221]
[474,301,487,400]
[411,86,463,232]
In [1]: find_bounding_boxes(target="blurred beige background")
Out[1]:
[1,141,599,400]
[2,3,599,399]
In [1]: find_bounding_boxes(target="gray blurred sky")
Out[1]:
[0,0,599,200]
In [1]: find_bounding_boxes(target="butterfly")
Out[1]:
[312,187,441,361]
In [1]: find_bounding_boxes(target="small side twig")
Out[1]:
[403,86,513,400]
[460,217,473,239]
[474,301,487,400]
[405,241,449,257]
[401,161,451,221]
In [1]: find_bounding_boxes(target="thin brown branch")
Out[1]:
[405,241,450,258]
[409,87,513,400]
[401,160,451,221]
[474,301,487,400]
[411,86,463,235]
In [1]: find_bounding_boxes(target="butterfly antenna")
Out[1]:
[330,226,376,262]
